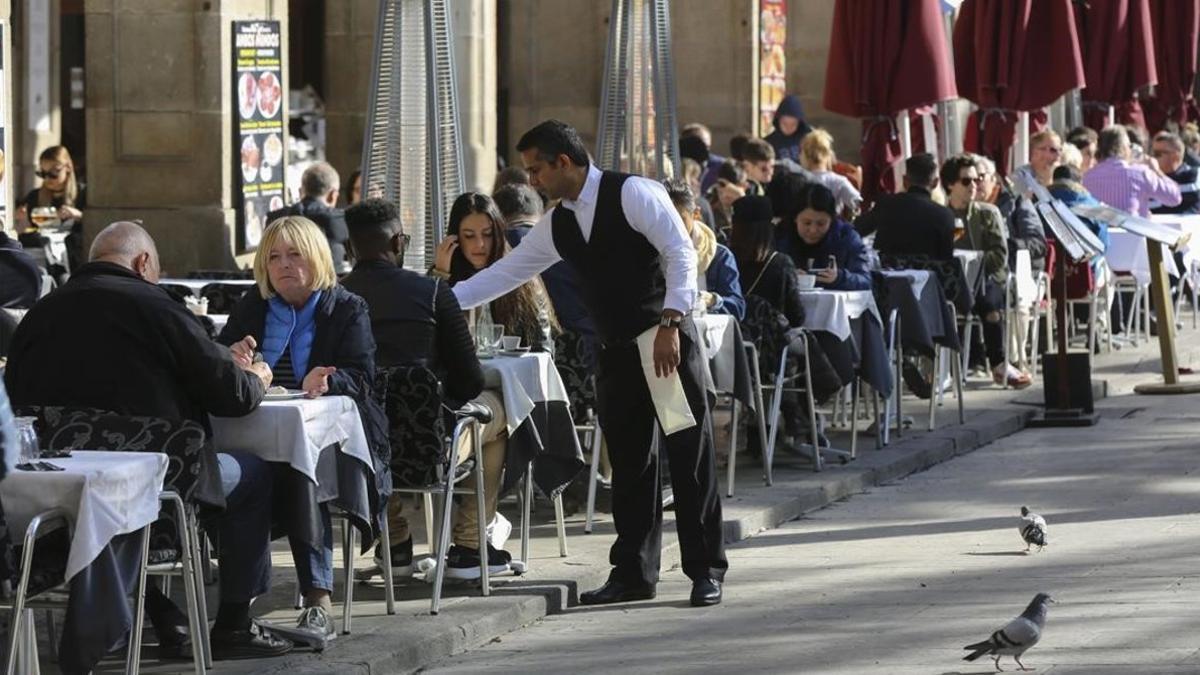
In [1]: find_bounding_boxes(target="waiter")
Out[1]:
[453,120,726,607]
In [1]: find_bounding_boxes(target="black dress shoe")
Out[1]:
[154,622,192,660]
[690,578,722,606]
[210,621,293,659]
[579,579,656,605]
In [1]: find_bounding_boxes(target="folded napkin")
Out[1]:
[636,327,697,435]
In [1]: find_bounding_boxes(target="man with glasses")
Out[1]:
[1149,131,1199,215]
[943,154,1031,389]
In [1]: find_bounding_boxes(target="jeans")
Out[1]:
[289,506,334,593]
[214,451,274,602]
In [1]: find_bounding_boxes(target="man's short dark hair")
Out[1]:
[492,165,531,194]
[301,162,340,198]
[729,132,752,161]
[493,183,544,222]
[1066,125,1098,150]
[717,161,747,186]
[741,137,775,163]
[345,198,401,235]
[1097,125,1130,161]
[904,153,939,188]
[939,154,978,188]
[662,177,696,212]
[516,119,589,167]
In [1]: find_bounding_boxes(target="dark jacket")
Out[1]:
[17,187,86,272]
[704,244,747,320]
[506,223,597,338]
[1153,162,1200,215]
[763,95,812,164]
[857,186,956,261]
[776,217,873,291]
[268,197,351,269]
[995,187,1048,274]
[340,260,484,408]
[736,250,806,328]
[218,284,390,503]
[4,262,264,427]
[0,232,41,308]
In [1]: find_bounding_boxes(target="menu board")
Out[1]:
[232,20,285,251]
[759,0,787,134]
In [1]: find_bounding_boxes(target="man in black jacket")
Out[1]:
[857,153,956,261]
[268,162,350,272]
[0,230,41,308]
[341,199,512,580]
[4,221,292,659]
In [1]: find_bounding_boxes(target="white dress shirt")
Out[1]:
[453,164,698,314]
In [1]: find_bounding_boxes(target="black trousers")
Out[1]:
[968,278,1006,369]
[595,319,728,585]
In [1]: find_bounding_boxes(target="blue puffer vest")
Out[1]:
[262,290,322,377]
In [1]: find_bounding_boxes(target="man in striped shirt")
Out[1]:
[1082,125,1181,218]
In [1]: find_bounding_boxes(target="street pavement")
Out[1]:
[424,356,1200,673]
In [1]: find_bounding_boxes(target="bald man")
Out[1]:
[4,221,294,660]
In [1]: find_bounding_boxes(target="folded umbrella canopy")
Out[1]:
[955,0,1085,175]
[1075,0,1158,131]
[1140,0,1200,134]
[824,0,956,204]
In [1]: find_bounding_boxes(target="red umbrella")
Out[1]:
[824,0,956,204]
[1075,0,1158,131]
[954,0,1085,175]
[1141,0,1200,133]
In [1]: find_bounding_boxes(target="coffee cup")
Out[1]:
[501,335,522,351]
[797,274,817,290]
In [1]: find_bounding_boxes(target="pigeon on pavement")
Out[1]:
[963,593,1054,672]
[1019,506,1047,552]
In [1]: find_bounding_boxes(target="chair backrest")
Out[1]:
[201,283,253,315]
[880,253,974,316]
[553,330,597,423]
[375,365,450,488]
[740,295,792,376]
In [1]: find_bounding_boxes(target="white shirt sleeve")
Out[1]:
[451,210,562,310]
[621,177,699,314]
[837,175,863,212]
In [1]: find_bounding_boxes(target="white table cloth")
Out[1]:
[878,269,931,299]
[1105,228,1179,285]
[695,313,738,393]
[796,289,881,341]
[954,249,985,293]
[209,395,374,483]
[481,351,571,437]
[0,451,168,580]
[1151,214,1200,276]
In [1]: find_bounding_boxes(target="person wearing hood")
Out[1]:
[664,178,746,320]
[775,183,871,291]
[764,94,813,164]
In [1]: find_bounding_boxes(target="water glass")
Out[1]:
[15,417,39,463]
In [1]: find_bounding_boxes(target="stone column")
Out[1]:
[84,0,287,273]
[451,0,495,193]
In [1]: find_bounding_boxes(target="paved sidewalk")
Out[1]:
[424,346,1200,674]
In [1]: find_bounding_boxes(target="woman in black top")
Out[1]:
[15,145,86,273]
[730,195,805,327]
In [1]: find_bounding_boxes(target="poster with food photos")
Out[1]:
[759,0,787,134]
[232,20,285,251]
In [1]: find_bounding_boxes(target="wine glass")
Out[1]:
[15,417,39,463]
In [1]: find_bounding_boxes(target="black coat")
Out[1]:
[217,284,391,505]
[0,232,41,308]
[994,188,1048,273]
[736,251,806,328]
[267,197,350,268]
[857,186,956,261]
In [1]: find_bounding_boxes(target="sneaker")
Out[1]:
[295,606,336,640]
[487,512,513,551]
[444,544,510,580]
[992,364,1032,389]
[210,621,293,659]
[373,537,414,577]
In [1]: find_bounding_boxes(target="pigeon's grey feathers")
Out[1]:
[1019,506,1048,549]
[963,593,1053,666]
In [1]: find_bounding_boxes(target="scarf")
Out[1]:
[262,290,322,378]
[692,221,717,273]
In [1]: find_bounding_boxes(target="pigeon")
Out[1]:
[963,593,1054,672]
[1019,506,1047,552]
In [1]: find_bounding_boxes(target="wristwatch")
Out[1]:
[659,314,682,329]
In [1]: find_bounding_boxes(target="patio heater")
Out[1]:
[361,0,465,271]
[596,0,680,179]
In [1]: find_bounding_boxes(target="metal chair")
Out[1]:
[151,492,210,672]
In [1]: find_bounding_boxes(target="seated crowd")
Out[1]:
[1,104,1192,665]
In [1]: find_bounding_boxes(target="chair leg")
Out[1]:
[872,387,882,450]
[553,494,568,557]
[430,477,456,615]
[583,416,603,534]
[928,348,940,431]
[746,345,773,486]
[803,347,821,472]
[6,595,25,674]
[169,496,205,675]
[125,523,152,675]
[188,512,212,669]
[521,462,533,568]
[379,505,396,615]
[953,350,965,424]
[726,396,737,498]
[341,521,355,635]
[423,493,436,556]
[849,380,860,460]
[765,350,788,467]
[474,422,490,595]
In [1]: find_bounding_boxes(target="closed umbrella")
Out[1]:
[1075,0,1158,131]
[1141,0,1200,133]
[955,0,1085,175]
[824,0,956,204]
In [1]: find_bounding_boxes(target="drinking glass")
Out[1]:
[488,325,505,352]
[15,417,39,463]
[30,207,59,229]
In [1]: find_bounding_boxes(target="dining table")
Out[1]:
[797,288,894,398]
[0,451,168,674]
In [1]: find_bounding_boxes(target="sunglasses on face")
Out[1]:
[35,168,65,179]
[959,176,984,187]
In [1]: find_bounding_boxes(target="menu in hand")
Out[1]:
[232,20,286,252]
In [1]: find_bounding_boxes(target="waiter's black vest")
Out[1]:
[551,170,666,345]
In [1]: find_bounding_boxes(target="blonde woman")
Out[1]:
[799,128,862,217]
[218,215,387,640]
[16,145,85,272]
